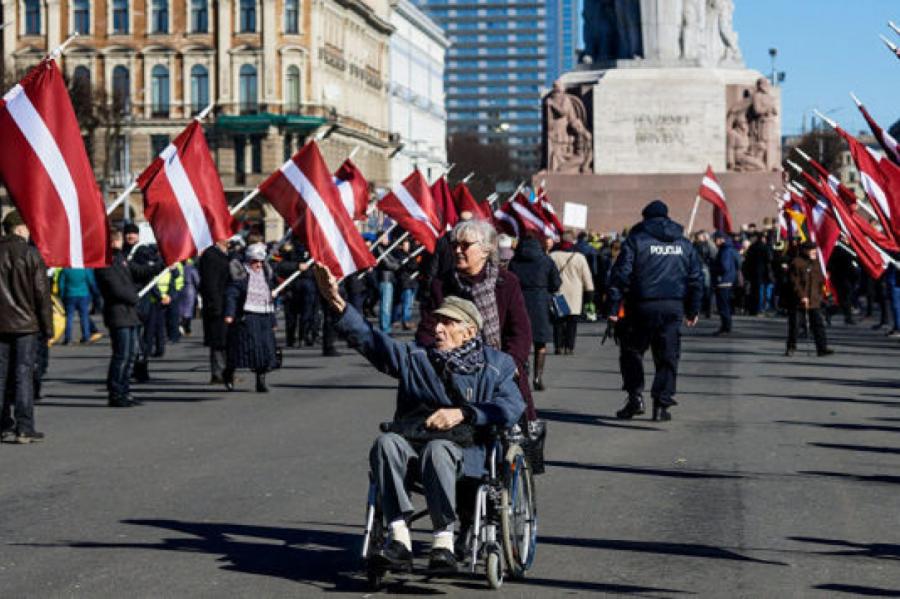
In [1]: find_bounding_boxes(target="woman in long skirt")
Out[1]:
[223,243,278,392]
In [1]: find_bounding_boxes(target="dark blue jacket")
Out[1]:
[336,304,525,478]
[607,216,703,317]
[711,241,739,287]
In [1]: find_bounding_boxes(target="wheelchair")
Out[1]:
[361,425,538,589]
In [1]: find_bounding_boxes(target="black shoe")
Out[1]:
[108,395,132,408]
[15,430,45,444]
[784,347,795,357]
[133,362,150,383]
[428,547,458,574]
[371,540,413,572]
[223,370,235,392]
[713,329,731,337]
[616,395,645,419]
[125,394,143,406]
[209,375,224,385]
[652,399,673,422]
[817,348,835,357]
[323,347,341,357]
[255,373,269,393]
[533,377,545,391]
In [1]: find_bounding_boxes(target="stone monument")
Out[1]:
[541,0,781,232]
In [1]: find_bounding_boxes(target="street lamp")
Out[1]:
[768,47,786,87]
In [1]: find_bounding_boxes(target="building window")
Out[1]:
[24,0,40,34]
[234,136,246,185]
[151,0,169,34]
[191,64,210,115]
[72,66,91,89]
[151,65,170,117]
[240,0,256,33]
[112,65,130,114]
[191,0,208,33]
[150,135,170,157]
[112,0,128,34]
[284,65,300,113]
[284,0,299,34]
[73,0,90,34]
[239,64,258,114]
[251,137,262,173]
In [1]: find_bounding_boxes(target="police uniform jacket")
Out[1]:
[607,216,703,317]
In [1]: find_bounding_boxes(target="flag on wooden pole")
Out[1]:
[378,170,441,252]
[333,158,369,221]
[697,165,734,233]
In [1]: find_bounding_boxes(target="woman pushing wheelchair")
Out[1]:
[313,263,526,577]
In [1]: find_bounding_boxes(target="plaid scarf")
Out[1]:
[428,337,485,376]
[454,262,501,349]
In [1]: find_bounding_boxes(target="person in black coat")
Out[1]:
[95,229,160,407]
[508,234,561,391]
[276,242,320,347]
[198,240,231,384]
[743,233,774,315]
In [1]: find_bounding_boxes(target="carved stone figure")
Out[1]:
[680,0,706,61]
[545,81,593,174]
[726,114,766,172]
[713,0,742,62]
[748,77,779,170]
[615,0,643,59]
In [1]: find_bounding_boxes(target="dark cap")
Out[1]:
[800,241,817,251]
[712,230,728,241]
[123,223,140,235]
[2,210,24,232]
[641,199,668,220]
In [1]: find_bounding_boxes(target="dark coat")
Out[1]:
[0,235,52,337]
[198,245,231,349]
[711,240,739,287]
[337,304,525,478]
[507,237,561,344]
[95,250,158,329]
[607,216,703,318]
[744,240,774,284]
[788,254,825,309]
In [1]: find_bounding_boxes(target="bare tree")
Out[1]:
[447,133,519,199]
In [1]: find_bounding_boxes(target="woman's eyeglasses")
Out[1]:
[452,240,477,252]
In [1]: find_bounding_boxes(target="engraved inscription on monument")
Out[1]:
[633,114,691,146]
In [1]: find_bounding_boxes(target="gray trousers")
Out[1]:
[370,433,463,531]
[209,348,226,380]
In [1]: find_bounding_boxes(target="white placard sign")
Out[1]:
[563,202,588,230]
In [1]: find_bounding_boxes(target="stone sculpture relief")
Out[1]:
[680,0,742,65]
[545,80,593,174]
[726,78,779,172]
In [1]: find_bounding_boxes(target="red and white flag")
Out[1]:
[509,192,558,240]
[430,176,459,231]
[333,159,369,221]
[535,188,564,237]
[453,183,492,221]
[378,170,441,252]
[822,183,890,279]
[834,126,900,240]
[698,165,734,233]
[799,192,840,277]
[853,96,900,165]
[0,60,109,267]
[260,142,375,278]
[493,201,520,238]
[137,120,235,265]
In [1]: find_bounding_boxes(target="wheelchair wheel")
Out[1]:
[366,562,386,590]
[500,445,537,579]
[485,545,504,589]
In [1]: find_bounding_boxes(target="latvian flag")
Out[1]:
[260,142,375,278]
[535,188,564,237]
[334,159,369,221]
[137,120,236,265]
[698,165,734,234]
[431,176,459,231]
[0,60,109,267]
[378,170,442,252]
[511,191,558,240]
[453,182,491,221]
[493,201,520,238]
[853,95,900,166]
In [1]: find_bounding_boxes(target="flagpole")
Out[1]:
[46,32,79,60]
[400,245,425,265]
[890,21,900,36]
[882,34,899,53]
[485,192,499,207]
[106,181,138,215]
[348,146,360,160]
[195,101,215,122]
[461,172,474,184]
[138,265,174,299]
[229,188,261,215]
[686,196,701,235]
[272,259,314,297]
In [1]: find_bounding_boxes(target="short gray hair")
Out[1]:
[452,219,498,265]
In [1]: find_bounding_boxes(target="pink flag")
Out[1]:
[379,170,441,252]
[334,159,369,221]
[698,165,734,233]
[0,60,109,267]
[137,120,236,265]
[260,142,375,278]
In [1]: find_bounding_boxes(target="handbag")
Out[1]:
[549,293,571,319]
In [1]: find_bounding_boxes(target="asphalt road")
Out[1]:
[1,314,898,598]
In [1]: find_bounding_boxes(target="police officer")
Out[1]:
[606,200,703,421]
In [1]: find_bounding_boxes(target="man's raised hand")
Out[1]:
[312,263,346,313]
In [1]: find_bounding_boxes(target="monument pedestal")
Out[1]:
[538,170,782,235]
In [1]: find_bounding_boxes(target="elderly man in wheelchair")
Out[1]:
[314,265,535,587]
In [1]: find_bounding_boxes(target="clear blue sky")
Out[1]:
[735,0,900,136]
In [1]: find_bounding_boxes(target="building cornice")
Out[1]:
[390,0,449,48]
[333,0,395,36]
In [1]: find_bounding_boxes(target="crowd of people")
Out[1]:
[1,203,899,446]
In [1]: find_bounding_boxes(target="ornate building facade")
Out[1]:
[1,0,397,238]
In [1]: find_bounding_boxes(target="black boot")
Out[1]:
[223,368,235,392]
[133,361,150,383]
[255,372,269,393]
[108,394,132,408]
[616,394,645,419]
[532,350,547,391]
[652,398,677,421]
